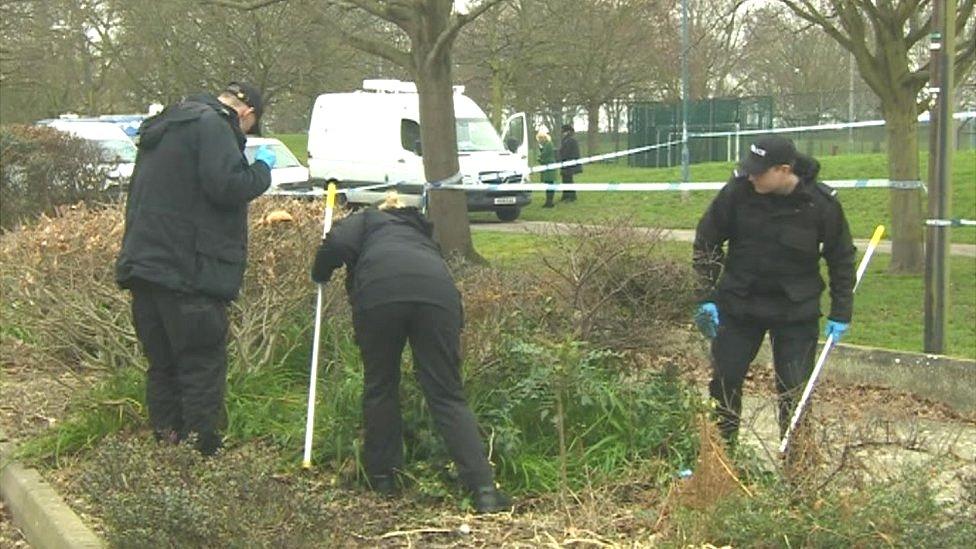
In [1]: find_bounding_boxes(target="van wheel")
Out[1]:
[495,207,520,222]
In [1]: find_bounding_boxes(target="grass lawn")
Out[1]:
[472,232,976,359]
[273,133,974,245]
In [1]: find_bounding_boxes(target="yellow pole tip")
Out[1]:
[302,460,312,469]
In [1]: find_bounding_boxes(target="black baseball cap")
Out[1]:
[739,136,797,176]
[224,81,264,135]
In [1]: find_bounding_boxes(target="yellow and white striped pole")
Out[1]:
[303,182,338,469]
[780,224,885,454]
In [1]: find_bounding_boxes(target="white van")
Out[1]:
[41,119,137,191]
[307,79,530,221]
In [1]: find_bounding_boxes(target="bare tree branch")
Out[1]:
[780,0,854,50]
[307,9,412,68]
[202,0,288,10]
[427,0,504,69]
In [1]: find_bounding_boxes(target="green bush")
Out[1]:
[0,124,107,230]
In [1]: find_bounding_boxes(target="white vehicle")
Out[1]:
[41,119,136,191]
[307,79,530,221]
[244,137,313,195]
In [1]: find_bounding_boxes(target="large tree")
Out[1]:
[777,0,976,273]
[212,0,505,260]
[736,6,877,125]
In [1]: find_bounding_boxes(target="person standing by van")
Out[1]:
[115,82,276,455]
[311,192,513,514]
[537,127,558,208]
[558,123,582,202]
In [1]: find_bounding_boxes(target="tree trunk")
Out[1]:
[883,98,924,273]
[413,50,480,262]
[586,102,600,157]
[490,65,503,130]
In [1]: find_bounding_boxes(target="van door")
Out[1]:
[501,113,527,163]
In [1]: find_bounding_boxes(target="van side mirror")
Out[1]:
[505,137,519,153]
[414,139,422,156]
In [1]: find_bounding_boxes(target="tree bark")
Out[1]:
[586,102,600,157]
[883,97,924,273]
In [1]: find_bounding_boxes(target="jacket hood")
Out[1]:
[374,207,434,238]
[793,153,821,182]
[137,93,242,151]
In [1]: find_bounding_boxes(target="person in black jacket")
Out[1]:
[115,82,276,455]
[557,123,582,202]
[692,136,855,443]
[311,193,512,514]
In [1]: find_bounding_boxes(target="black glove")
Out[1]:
[311,243,341,284]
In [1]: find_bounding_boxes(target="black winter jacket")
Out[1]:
[115,94,271,301]
[692,158,855,323]
[311,207,460,314]
[558,134,582,176]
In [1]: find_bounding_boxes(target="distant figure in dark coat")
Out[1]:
[558,123,582,202]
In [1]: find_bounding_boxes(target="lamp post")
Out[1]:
[680,0,690,182]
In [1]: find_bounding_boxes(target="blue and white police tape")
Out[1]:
[480,140,683,182]
[440,179,925,193]
[925,218,976,227]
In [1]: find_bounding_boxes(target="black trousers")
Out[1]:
[560,172,576,201]
[708,313,818,441]
[131,284,229,455]
[352,301,494,490]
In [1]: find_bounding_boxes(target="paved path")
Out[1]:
[471,220,976,257]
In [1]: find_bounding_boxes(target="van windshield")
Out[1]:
[98,139,137,163]
[456,118,504,152]
[244,142,303,168]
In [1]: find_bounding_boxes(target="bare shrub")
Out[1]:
[0,197,346,377]
[0,124,107,230]
[534,218,697,350]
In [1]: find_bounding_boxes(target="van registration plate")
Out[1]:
[493,196,517,205]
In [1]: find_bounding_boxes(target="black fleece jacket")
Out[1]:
[115,93,270,301]
[311,207,460,313]
[692,156,856,323]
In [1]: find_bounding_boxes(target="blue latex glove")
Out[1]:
[824,319,849,342]
[694,302,720,339]
[254,146,277,169]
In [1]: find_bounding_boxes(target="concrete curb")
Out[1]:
[0,442,104,549]
[830,341,976,371]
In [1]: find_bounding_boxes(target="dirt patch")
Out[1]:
[0,342,93,444]
[0,500,29,548]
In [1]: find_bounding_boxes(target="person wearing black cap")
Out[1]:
[115,81,277,455]
[692,136,855,444]
[310,192,513,514]
[557,123,582,202]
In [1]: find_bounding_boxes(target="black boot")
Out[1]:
[542,190,555,208]
[472,486,513,514]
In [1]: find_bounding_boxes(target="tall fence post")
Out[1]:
[924,0,954,353]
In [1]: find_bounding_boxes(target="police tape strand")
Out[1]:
[925,218,976,227]
[440,179,925,193]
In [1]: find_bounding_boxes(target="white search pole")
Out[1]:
[779,224,886,454]
[303,182,338,469]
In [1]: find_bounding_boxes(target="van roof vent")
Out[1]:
[361,79,465,95]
